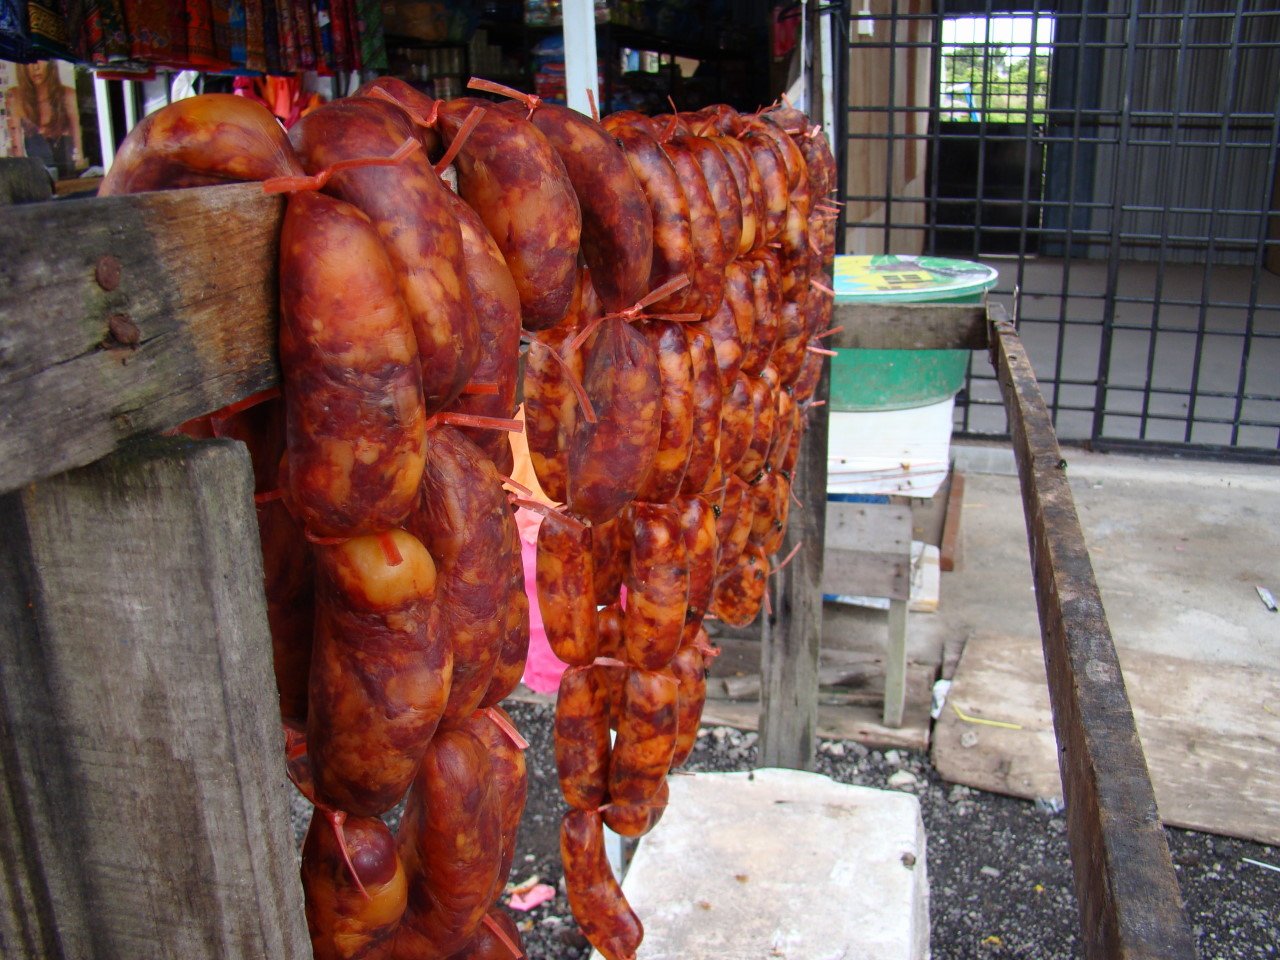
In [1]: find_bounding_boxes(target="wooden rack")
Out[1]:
[0,183,1196,959]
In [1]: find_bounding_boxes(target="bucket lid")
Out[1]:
[832,255,998,303]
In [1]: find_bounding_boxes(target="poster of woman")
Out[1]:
[2,59,85,178]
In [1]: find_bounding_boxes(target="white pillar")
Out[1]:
[562,0,600,117]
[93,75,115,174]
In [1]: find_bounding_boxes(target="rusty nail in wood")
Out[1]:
[96,255,122,291]
[107,313,141,347]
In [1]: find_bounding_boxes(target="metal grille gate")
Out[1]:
[833,0,1280,460]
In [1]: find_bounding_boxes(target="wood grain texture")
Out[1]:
[827,302,987,350]
[933,631,1280,846]
[820,501,912,601]
[758,368,830,771]
[939,469,965,572]
[0,436,308,959]
[0,182,283,496]
[991,309,1197,960]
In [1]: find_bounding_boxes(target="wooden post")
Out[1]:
[883,599,909,728]
[759,367,830,771]
[0,436,309,959]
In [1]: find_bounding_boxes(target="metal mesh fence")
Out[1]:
[835,0,1280,459]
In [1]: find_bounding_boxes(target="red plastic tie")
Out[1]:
[305,530,350,546]
[253,488,284,505]
[526,337,598,424]
[806,345,838,357]
[481,912,526,959]
[467,77,541,118]
[435,105,485,175]
[770,540,803,576]
[326,809,371,901]
[364,85,441,129]
[485,707,530,750]
[429,411,524,434]
[587,88,600,123]
[263,138,421,194]
[460,380,501,396]
[500,474,534,498]
[378,532,404,567]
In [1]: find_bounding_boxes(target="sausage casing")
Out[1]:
[668,641,708,768]
[560,809,643,960]
[536,510,599,666]
[308,531,449,816]
[623,502,689,672]
[608,669,678,807]
[555,665,612,811]
[279,191,428,538]
[678,324,724,497]
[635,320,695,504]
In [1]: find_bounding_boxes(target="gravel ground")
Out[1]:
[291,699,1279,958]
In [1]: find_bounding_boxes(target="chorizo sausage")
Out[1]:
[406,426,516,725]
[713,474,749,570]
[461,707,529,891]
[712,135,764,254]
[608,669,678,807]
[560,809,643,960]
[717,372,756,478]
[735,373,778,483]
[635,320,695,504]
[536,510,599,666]
[709,542,769,628]
[667,641,708,769]
[289,98,480,415]
[278,190,428,538]
[771,299,810,386]
[567,318,660,524]
[717,473,757,579]
[302,811,407,960]
[394,727,503,959]
[759,473,792,558]
[99,93,304,195]
[678,323,724,497]
[308,530,450,816]
[661,136,728,315]
[623,502,689,672]
[676,493,719,642]
[438,98,582,329]
[519,100,654,312]
[742,130,789,242]
[522,270,598,504]
[602,776,669,840]
[554,665,612,811]
[704,270,748,386]
[749,113,811,213]
[683,135,743,266]
[778,201,811,306]
[590,510,631,607]
[353,76,443,156]
[445,909,524,960]
[596,602,627,730]
[601,122,697,314]
[480,523,531,709]
[740,251,782,378]
[440,186,522,475]
[768,387,799,474]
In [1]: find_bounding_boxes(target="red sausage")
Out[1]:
[99,94,304,195]
[406,426,516,725]
[561,809,643,960]
[308,531,449,816]
[438,98,582,329]
[668,642,708,768]
[623,502,689,672]
[676,494,719,641]
[608,669,678,807]
[567,318,660,524]
[445,909,524,960]
[278,190,428,538]
[635,320,695,504]
[717,474,756,578]
[590,510,632,607]
[596,602,627,730]
[714,135,766,254]
[661,136,728,316]
[395,728,503,958]
[302,812,407,960]
[555,665,612,811]
[743,130,789,242]
[735,373,778,483]
[710,542,769,628]
[521,100,654,312]
[740,251,782,377]
[480,521,530,709]
[679,324,725,497]
[461,708,529,891]
[683,135,744,266]
[602,777,669,840]
[290,98,480,415]
[536,509,599,666]
[717,372,756,478]
[714,474,749,569]
[602,122,698,314]
[440,187,522,474]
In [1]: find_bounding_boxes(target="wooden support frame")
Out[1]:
[0,184,1197,959]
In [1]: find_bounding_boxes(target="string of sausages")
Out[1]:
[98,78,835,960]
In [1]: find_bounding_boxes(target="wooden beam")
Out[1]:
[989,306,1197,960]
[0,182,283,496]
[0,436,308,958]
[759,364,830,771]
[939,469,965,572]
[827,301,988,350]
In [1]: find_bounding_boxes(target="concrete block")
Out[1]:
[595,768,929,960]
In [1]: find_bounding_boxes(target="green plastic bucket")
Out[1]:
[830,255,998,412]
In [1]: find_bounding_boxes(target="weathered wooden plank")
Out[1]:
[0,182,283,496]
[990,307,1197,960]
[828,301,988,350]
[883,599,909,728]
[0,436,308,958]
[939,469,965,572]
[759,368,830,771]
